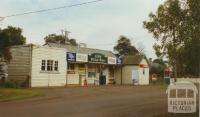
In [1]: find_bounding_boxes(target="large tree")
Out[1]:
[114,35,139,56]
[44,34,78,46]
[143,0,200,77]
[0,26,26,62]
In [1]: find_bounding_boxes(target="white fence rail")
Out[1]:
[176,78,200,84]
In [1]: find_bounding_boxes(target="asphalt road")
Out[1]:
[0,85,168,117]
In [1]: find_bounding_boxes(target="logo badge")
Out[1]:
[166,81,198,113]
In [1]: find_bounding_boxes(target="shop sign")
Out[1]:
[67,52,76,62]
[117,58,122,64]
[88,53,107,63]
[67,70,75,74]
[108,57,116,64]
[76,53,88,62]
[139,64,148,68]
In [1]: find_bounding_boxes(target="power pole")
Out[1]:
[61,29,71,44]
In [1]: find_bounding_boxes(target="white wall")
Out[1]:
[31,46,67,87]
[138,59,149,85]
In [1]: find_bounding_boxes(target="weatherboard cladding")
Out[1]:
[45,43,116,57]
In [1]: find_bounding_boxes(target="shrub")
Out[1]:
[0,82,20,88]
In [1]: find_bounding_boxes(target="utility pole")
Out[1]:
[61,29,71,44]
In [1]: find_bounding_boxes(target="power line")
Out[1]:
[1,0,103,19]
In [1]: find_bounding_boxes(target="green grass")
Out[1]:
[0,88,44,102]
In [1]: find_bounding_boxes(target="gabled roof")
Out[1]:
[44,43,116,57]
[122,55,149,65]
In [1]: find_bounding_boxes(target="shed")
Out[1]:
[115,55,149,85]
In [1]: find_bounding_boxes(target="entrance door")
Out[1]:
[99,75,106,85]
[132,69,139,85]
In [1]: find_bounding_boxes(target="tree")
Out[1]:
[0,26,26,62]
[143,0,200,77]
[114,36,139,56]
[150,59,167,77]
[44,34,78,46]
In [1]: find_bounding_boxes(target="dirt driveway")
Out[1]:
[0,85,168,117]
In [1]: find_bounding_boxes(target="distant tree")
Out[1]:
[0,26,26,62]
[150,59,167,77]
[69,38,78,46]
[44,34,78,46]
[114,36,139,56]
[44,34,65,44]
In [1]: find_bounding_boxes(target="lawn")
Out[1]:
[0,88,44,102]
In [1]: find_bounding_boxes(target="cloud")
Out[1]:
[0,0,165,59]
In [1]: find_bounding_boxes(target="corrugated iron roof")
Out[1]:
[122,55,147,65]
[44,43,116,57]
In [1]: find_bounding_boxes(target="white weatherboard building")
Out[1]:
[45,43,118,86]
[8,44,67,87]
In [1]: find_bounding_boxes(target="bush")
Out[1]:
[0,82,20,88]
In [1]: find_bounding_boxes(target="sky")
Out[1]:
[0,0,165,59]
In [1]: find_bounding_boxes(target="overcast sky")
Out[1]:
[0,0,165,59]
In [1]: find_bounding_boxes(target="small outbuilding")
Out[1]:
[115,55,149,85]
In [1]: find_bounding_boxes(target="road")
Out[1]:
[0,85,168,117]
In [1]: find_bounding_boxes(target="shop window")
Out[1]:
[88,65,96,78]
[68,63,75,70]
[41,60,46,71]
[109,66,114,77]
[78,64,85,74]
[47,60,53,71]
[54,61,58,71]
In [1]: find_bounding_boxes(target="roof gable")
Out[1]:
[123,55,148,65]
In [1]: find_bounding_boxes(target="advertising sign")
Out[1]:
[117,58,122,64]
[88,53,107,63]
[108,57,116,64]
[76,53,88,62]
[67,52,76,62]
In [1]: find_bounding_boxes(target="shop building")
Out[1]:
[7,44,149,87]
[45,43,120,86]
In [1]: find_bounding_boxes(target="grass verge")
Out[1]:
[0,88,44,102]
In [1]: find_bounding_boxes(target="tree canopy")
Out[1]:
[44,34,78,46]
[114,36,139,56]
[0,26,26,62]
[143,0,200,77]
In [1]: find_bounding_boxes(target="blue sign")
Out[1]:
[67,52,76,62]
[117,58,122,64]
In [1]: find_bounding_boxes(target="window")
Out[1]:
[47,60,53,71]
[68,63,75,70]
[88,65,96,78]
[54,61,58,71]
[41,60,46,71]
